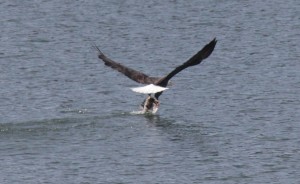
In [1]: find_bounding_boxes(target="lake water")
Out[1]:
[1,0,300,183]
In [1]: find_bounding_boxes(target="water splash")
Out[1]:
[130,109,157,115]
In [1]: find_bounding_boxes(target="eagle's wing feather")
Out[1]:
[94,45,156,84]
[154,38,217,99]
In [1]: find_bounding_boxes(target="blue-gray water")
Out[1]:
[1,0,300,183]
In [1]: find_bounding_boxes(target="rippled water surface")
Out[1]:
[1,0,300,183]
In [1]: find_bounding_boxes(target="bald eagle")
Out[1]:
[94,38,217,113]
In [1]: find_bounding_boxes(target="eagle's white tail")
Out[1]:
[131,84,168,94]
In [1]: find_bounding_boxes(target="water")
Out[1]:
[1,0,300,183]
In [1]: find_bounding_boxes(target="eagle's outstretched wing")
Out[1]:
[154,38,217,98]
[94,45,159,84]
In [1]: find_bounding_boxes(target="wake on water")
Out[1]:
[130,110,157,115]
[130,110,147,115]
